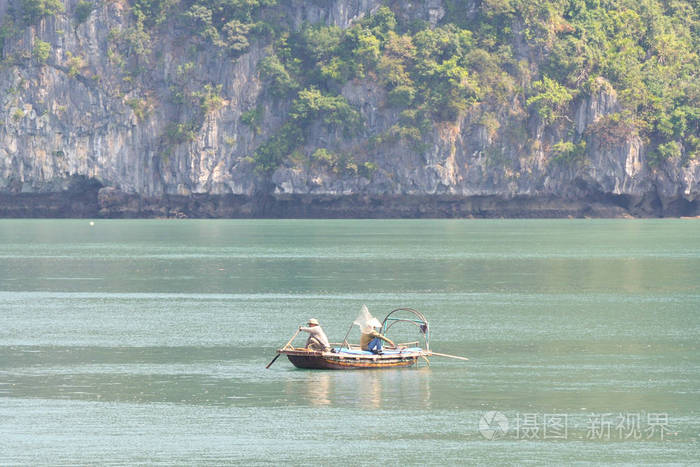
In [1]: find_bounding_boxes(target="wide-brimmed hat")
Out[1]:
[308,318,320,326]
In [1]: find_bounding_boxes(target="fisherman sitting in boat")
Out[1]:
[299,318,330,351]
[361,325,395,355]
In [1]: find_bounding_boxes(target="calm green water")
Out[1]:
[1,219,699,464]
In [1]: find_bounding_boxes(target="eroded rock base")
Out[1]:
[1,185,697,219]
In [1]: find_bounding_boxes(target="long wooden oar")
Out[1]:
[427,351,469,361]
[340,321,355,350]
[282,329,301,350]
[265,353,281,369]
[265,329,301,369]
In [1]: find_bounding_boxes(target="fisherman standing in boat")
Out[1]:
[361,325,395,355]
[299,318,330,351]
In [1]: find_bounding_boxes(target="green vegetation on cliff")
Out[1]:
[253,1,698,171]
[1,0,698,173]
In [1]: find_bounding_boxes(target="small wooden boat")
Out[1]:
[277,308,435,370]
[282,346,428,370]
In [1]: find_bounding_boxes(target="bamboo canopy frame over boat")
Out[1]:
[380,307,430,351]
[270,308,468,370]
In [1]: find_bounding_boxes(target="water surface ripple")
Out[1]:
[1,219,699,464]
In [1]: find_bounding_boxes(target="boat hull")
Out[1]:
[282,349,420,370]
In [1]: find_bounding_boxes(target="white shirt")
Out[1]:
[299,325,330,349]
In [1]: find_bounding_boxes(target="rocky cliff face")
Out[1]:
[1,0,698,217]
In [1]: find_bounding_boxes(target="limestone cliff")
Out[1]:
[1,0,698,217]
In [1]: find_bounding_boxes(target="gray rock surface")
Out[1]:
[0,0,698,217]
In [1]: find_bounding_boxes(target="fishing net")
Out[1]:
[353,304,382,334]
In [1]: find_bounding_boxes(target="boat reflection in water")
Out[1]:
[292,367,433,410]
[305,372,332,407]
